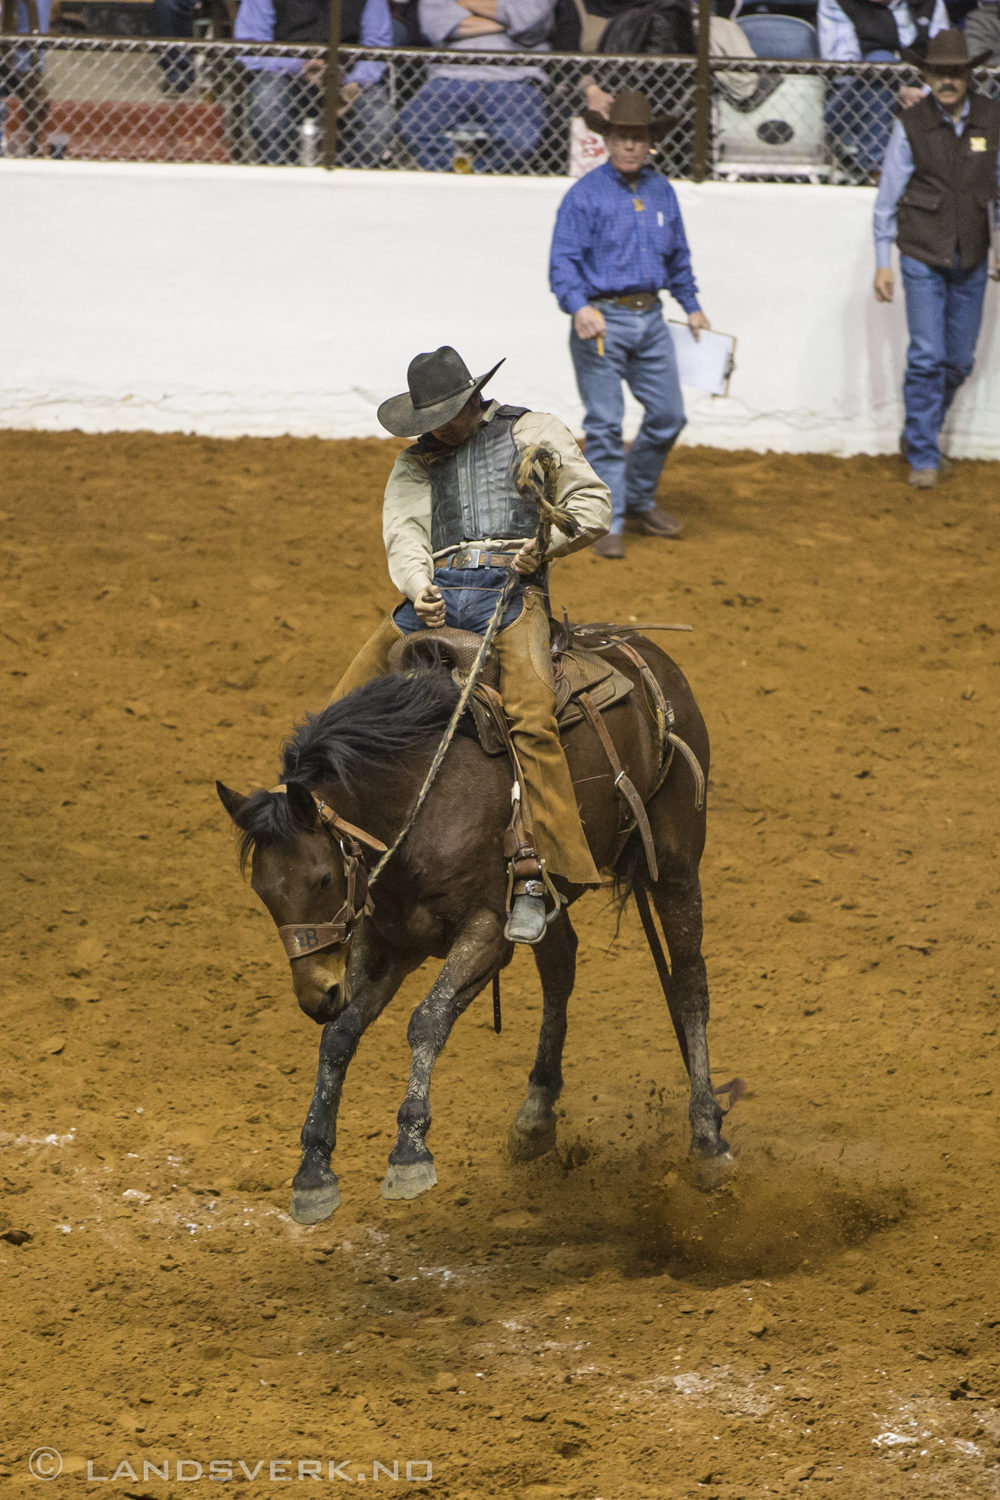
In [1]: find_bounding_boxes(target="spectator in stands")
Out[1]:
[398,0,556,173]
[235,0,395,166]
[549,90,710,559]
[963,0,1000,64]
[872,29,1000,486]
[151,0,202,96]
[388,0,424,42]
[820,0,950,177]
[0,0,50,159]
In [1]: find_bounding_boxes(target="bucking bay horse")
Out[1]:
[216,627,731,1225]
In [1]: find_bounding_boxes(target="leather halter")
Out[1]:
[267,785,387,963]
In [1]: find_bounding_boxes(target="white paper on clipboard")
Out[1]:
[667,322,737,397]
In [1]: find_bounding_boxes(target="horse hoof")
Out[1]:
[381,1161,437,1201]
[289,1180,341,1224]
[507,1117,557,1163]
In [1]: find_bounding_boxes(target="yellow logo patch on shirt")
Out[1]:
[632,198,645,211]
[969,136,988,152]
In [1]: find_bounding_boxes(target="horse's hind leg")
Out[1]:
[383,909,505,1201]
[651,874,729,1162]
[291,938,410,1224]
[508,907,577,1162]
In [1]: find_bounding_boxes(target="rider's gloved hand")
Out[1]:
[414,584,446,627]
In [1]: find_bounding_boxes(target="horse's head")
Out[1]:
[216,779,369,1025]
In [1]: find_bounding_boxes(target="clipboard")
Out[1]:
[667,322,737,398]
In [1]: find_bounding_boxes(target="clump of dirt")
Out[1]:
[1,430,999,1499]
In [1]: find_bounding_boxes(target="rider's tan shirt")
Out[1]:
[382,402,612,601]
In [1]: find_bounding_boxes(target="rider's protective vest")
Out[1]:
[427,406,539,553]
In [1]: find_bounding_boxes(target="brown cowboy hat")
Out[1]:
[581,88,677,142]
[902,27,991,70]
[377,346,504,438]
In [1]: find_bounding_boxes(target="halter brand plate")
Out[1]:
[269,787,386,964]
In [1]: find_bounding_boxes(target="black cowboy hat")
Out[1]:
[377,346,504,438]
[581,88,677,142]
[902,27,991,69]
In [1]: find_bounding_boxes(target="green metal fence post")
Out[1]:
[323,0,341,169]
[691,0,712,181]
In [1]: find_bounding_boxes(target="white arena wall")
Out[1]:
[2,158,999,458]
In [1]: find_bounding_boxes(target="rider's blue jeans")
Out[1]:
[393,565,542,635]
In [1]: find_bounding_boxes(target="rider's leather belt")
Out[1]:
[595,291,659,312]
[443,548,518,570]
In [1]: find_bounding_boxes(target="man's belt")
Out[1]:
[595,291,660,312]
[441,548,520,570]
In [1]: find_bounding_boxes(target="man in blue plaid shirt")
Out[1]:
[550,90,710,559]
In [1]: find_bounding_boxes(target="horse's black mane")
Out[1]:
[230,669,460,869]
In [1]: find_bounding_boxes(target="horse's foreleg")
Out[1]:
[382,910,505,1201]
[290,938,409,1224]
[651,875,729,1161]
[508,907,578,1162]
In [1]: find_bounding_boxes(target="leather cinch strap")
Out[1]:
[609,638,705,810]
[578,690,659,885]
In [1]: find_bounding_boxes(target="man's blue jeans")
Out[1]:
[900,252,989,471]
[399,77,545,174]
[152,0,199,92]
[570,302,686,536]
[824,51,899,178]
[248,72,394,167]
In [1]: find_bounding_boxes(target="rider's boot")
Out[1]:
[503,838,548,946]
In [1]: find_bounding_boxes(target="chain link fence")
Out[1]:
[2,35,999,183]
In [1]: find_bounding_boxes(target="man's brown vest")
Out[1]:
[897,93,1000,270]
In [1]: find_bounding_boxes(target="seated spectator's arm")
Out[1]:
[580,77,613,114]
[234,0,277,42]
[963,5,1000,66]
[419,0,496,42]
[346,0,392,86]
[817,0,861,61]
[455,13,506,33]
[495,0,555,46]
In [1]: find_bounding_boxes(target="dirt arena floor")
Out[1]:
[2,429,999,1500]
